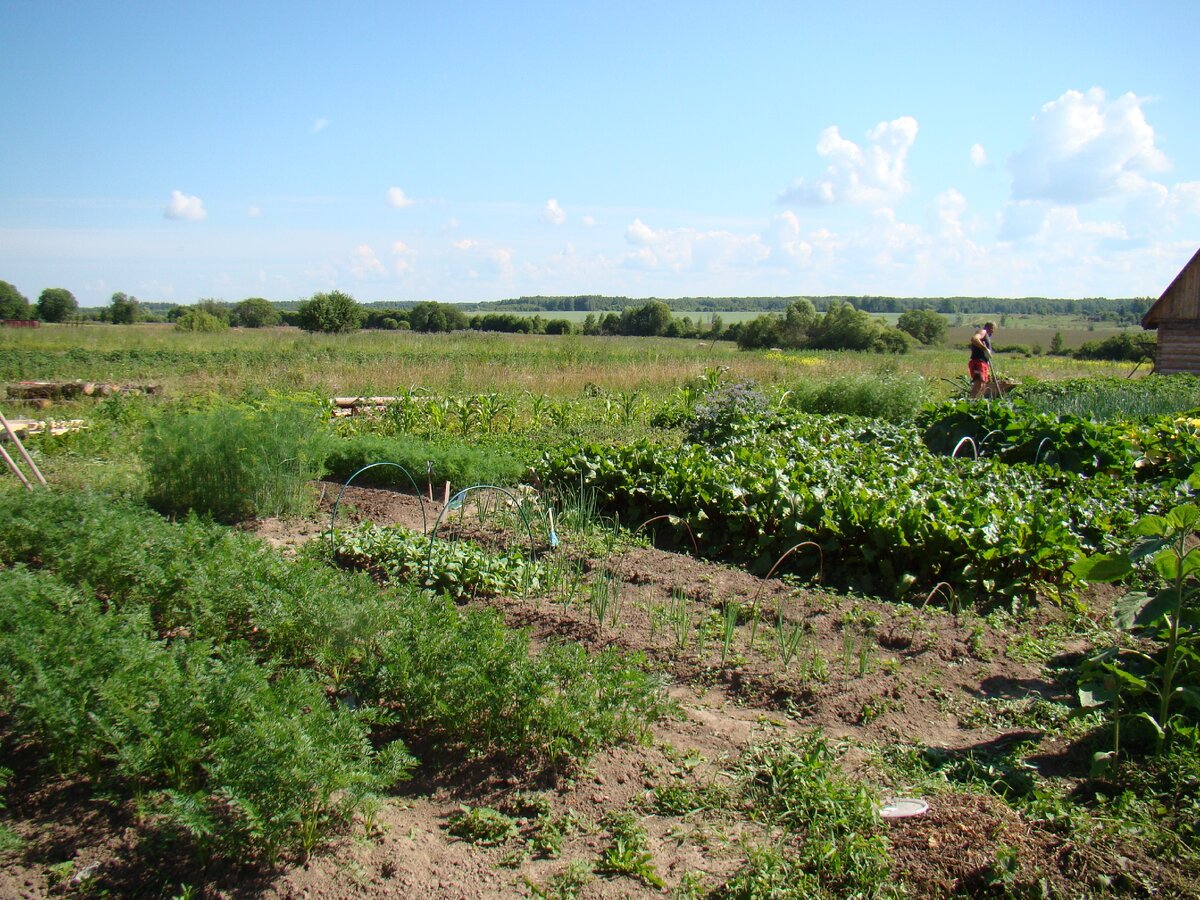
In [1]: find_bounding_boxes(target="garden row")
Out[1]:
[0,490,667,862]
[540,403,1196,609]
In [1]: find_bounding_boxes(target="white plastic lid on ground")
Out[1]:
[878,798,929,819]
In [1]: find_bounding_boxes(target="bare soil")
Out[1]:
[0,483,1189,898]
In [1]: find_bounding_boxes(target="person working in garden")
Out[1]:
[968,321,996,400]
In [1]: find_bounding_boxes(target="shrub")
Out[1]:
[1074,331,1156,362]
[897,308,946,345]
[296,290,364,333]
[173,308,228,332]
[142,401,330,523]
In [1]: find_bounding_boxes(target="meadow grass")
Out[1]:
[0,323,1136,403]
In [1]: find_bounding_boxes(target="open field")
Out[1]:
[0,323,1198,897]
[0,322,1140,399]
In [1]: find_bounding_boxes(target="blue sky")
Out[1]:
[2,1,1199,307]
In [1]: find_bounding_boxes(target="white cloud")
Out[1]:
[1173,182,1200,216]
[998,200,1050,242]
[581,215,598,227]
[164,190,206,221]
[386,187,415,209]
[349,244,387,279]
[622,219,769,271]
[779,116,918,206]
[390,240,415,275]
[247,205,262,218]
[969,143,988,168]
[934,189,969,240]
[1008,88,1169,205]
[542,198,566,225]
[310,117,329,134]
[767,212,813,265]
[453,239,478,250]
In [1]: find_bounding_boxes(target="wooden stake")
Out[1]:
[0,408,46,486]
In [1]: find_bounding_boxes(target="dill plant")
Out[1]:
[142,399,330,523]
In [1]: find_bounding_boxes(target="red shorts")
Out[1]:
[969,360,990,382]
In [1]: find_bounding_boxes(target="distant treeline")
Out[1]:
[126,293,1152,323]
[436,294,1155,322]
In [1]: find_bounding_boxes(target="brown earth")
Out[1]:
[0,483,1188,898]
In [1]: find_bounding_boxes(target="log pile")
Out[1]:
[5,381,162,408]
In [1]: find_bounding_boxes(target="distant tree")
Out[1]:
[543,318,574,335]
[0,281,31,320]
[618,300,673,336]
[408,301,468,333]
[174,308,228,333]
[108,292,140,324]
[736,314,781,350]
[807,301,883,351]
[581,313,599,335]
[1074,331,1156,362]
[897,308,947,345]
[873,328,911,354]
[1049,331,1066,355]
[776,298,818,347]
[296,290,364,333]
[36,287,77,322]
[194,298,232,323]
[233,297,280,328]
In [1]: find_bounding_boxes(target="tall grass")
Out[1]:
[0,323,1135,402]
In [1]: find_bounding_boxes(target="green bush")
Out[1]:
[1074,331,1156,362]
[173,308,228,333]
[142,401,330,523]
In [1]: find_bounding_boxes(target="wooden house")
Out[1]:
[1142,247,1200,374]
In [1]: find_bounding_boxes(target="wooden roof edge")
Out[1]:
[1143,245,1200,328]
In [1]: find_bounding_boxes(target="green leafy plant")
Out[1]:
[447,806,519,845]
[1074,493,1200,757]
[597,811,664,889]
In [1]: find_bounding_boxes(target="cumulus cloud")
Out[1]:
[767,212,813,265]
[386,187,415,209]
[164,190,206,221]
[1008,88,1169,204]
[934,189,969,240]
[391,240,415,275]
[581,215,597,227]
[622,219,769,271]
[779,116,918,206]
[1173,182,1200,215]
[310,117,330,134]
[349,244,387,279]
[247,205,262,218]
[542,198,566,225]
[970,143,988,168]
